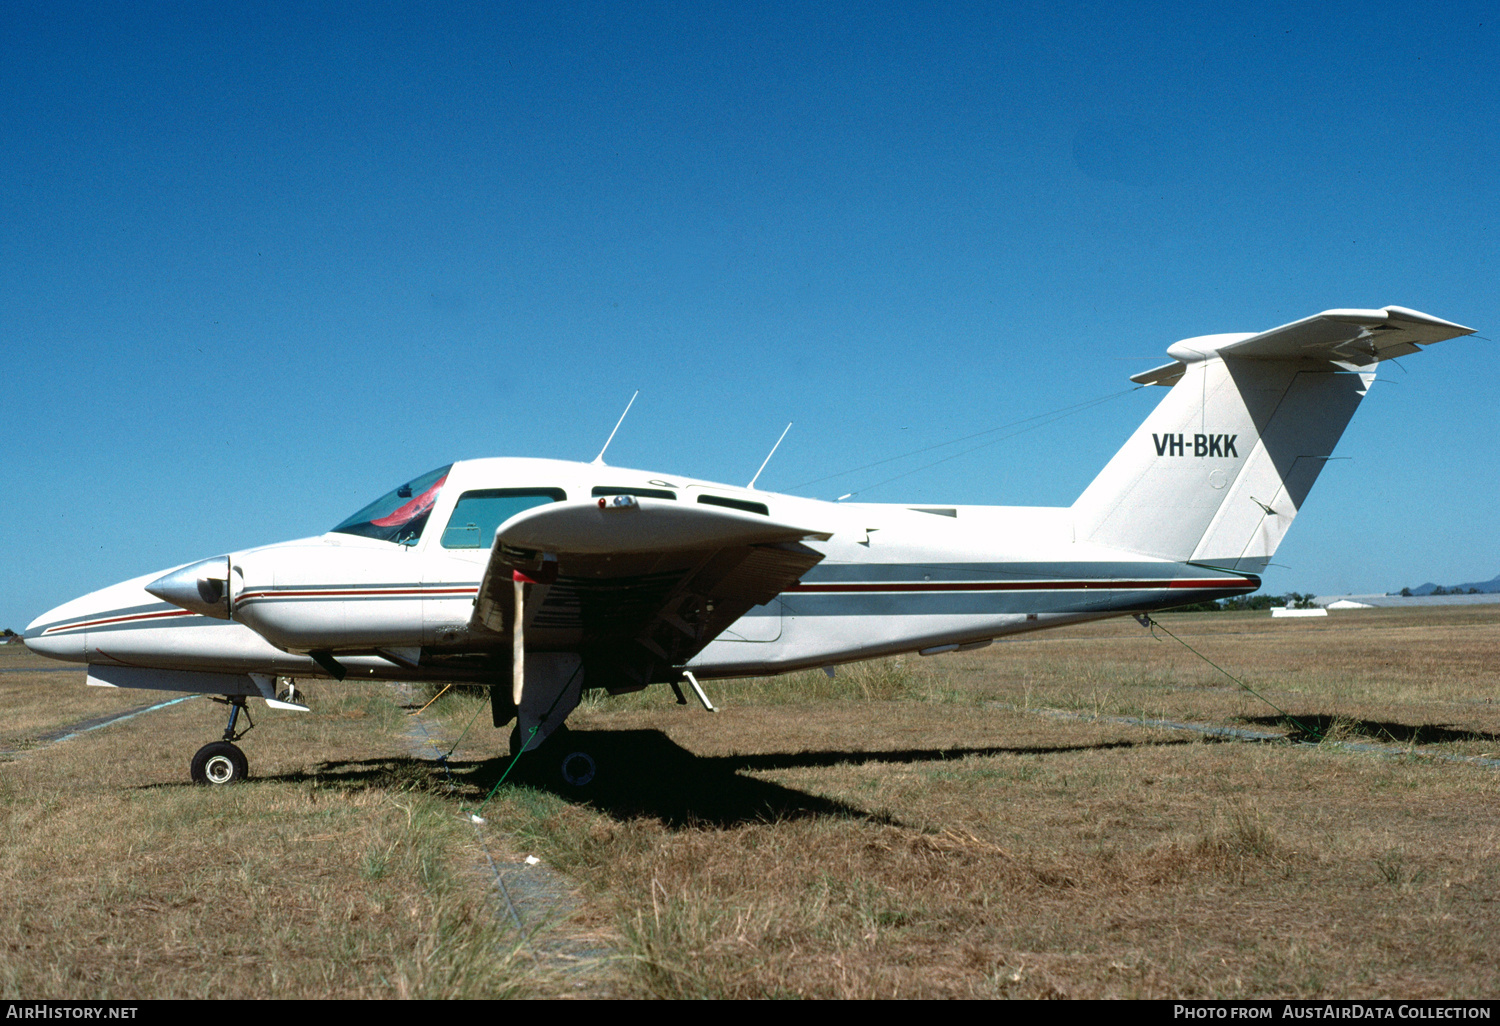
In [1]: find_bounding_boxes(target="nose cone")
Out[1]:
[23,606,88,663]
[145,556,232,619]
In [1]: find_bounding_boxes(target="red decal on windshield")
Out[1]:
[371,475,448,527]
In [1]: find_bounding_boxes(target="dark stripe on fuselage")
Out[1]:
[77,616,219,636]
[786,578,1250,593]
[235,585,478,604]
[29,600,177,635]
[799,561,1203,583]
[781,582,1254,617]
[36,564,1256,638]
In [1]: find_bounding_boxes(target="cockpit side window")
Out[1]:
[441,488,567,549]
[331,465,453,545]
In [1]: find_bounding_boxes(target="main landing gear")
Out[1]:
[191,695,253,785]
[508,723,601,790]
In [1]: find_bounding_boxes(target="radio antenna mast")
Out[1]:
[592,390,639,466]
[748,422,792,490]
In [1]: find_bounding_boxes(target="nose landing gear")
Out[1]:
[191,740,248,784]
[190,695,253,785]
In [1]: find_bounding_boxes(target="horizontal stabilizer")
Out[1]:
[1133,306,1473,385]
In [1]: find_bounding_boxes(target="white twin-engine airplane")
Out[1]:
[24,306,1472,786]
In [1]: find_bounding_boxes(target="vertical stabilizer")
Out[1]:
[1070,306,1472,571]
[1072,358,1370,571]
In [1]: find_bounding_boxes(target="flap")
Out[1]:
[469,498,830,686]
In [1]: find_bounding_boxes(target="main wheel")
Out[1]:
[190,741,249,785]
[558,749,597,787]
[506,724,599,788]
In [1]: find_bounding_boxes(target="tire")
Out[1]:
[190,741,249,785]
[506,724,597,787]
[558,749,597,787]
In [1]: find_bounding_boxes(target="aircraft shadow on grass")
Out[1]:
[1239,714,1500,746]
[239,728,1212,830]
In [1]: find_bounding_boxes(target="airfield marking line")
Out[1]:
[401,701,529,938]
[399,690,621,984]
[395,686,616,986]
[1139,613,1325,739]
[988,702,1500,770]
[0,696,197,755]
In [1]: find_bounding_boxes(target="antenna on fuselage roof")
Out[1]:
[747,422,792,490]
[592,390,639,466]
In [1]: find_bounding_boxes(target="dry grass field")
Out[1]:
[1,603,1497,999]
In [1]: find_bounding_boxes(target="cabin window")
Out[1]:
[697,494,769,516]
[331,465,453,545]
[440,488,567,549]
[592,486,677,500]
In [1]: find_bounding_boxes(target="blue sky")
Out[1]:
[3,1,1495,629]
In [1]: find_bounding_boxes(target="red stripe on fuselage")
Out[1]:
[42,608,197,635]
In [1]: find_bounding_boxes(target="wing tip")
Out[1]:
[1317,305,1475,339]
[1380,305,1475,339]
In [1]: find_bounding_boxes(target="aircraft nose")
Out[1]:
[22,606,87,663]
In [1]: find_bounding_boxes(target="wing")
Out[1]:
[470,496,832,690]
[1132,305,1474,385]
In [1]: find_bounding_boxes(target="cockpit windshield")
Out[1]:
[331,465,452,545]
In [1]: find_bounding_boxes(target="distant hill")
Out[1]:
[1401,573,1500,597]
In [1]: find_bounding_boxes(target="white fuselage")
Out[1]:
[24,456,1258,686]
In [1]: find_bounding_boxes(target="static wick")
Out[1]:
[748,422,793,490]
[592,390,639,466]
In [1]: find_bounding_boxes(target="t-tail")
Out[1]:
[1072,306,1473,573]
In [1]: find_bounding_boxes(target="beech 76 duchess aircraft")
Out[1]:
[25,305,1472,786]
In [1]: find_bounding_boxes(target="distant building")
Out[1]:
[1311,593,1500,609]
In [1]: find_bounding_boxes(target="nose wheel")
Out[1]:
[191,695,254,784]
[191,741,248,784]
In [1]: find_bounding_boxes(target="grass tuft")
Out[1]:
[6,605,1500,998]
